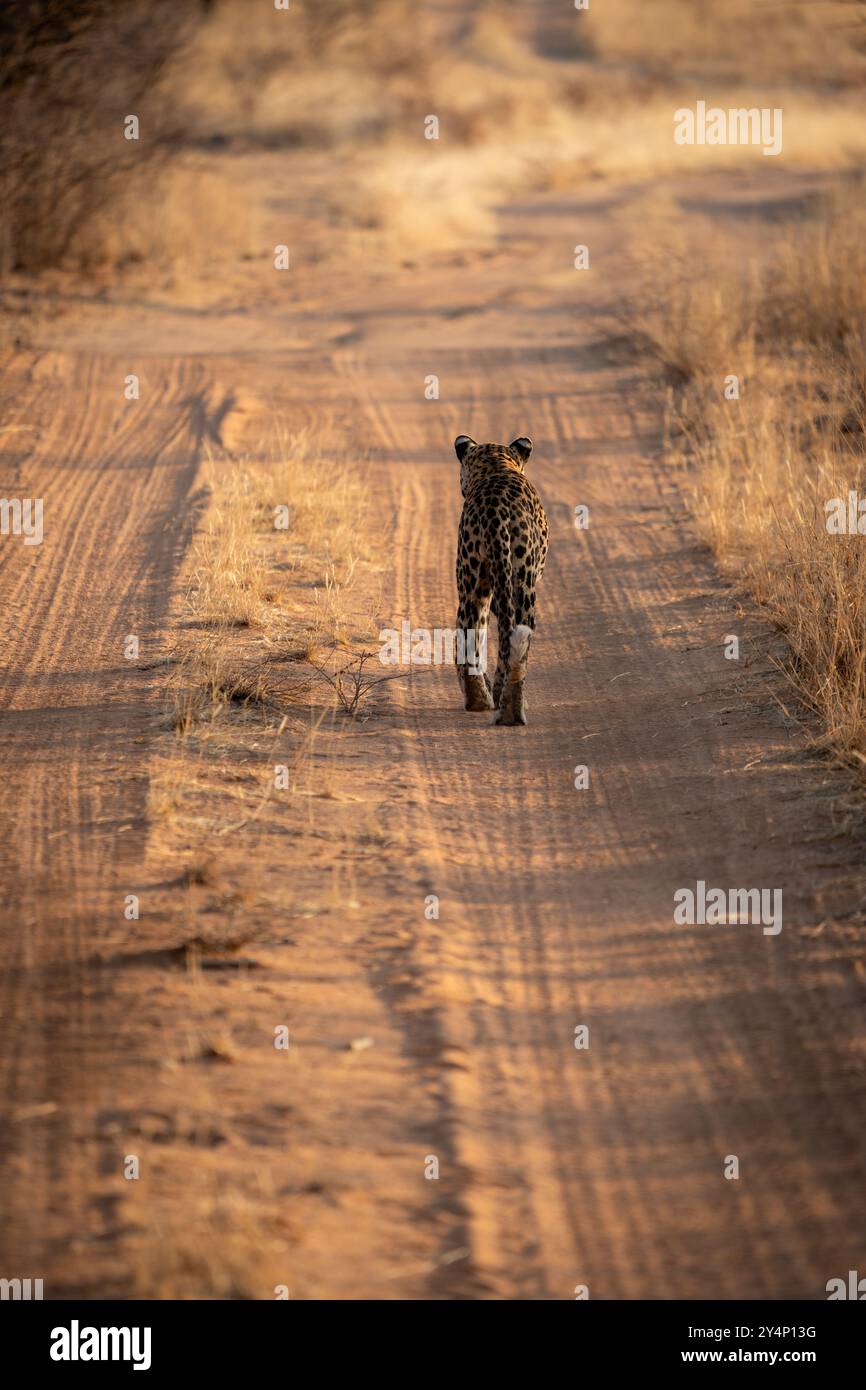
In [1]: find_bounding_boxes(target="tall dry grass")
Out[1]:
[640,191,866,771]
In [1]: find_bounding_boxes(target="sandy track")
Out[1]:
[326,268,866,1296]
[1,172,865,1298]
[349,335,866,1298]
[0,352,212,1284]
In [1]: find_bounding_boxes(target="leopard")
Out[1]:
[454,434,549,726]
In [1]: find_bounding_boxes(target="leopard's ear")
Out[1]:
[454,435,476,463]
[509,437,532,463]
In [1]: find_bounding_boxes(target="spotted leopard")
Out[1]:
[454,434,549,726]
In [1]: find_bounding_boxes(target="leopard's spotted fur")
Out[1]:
[454,435,548,726]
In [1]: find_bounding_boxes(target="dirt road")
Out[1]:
[1,162,865,1299]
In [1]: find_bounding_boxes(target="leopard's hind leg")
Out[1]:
[456,583,493,711]
[493,624,532,725]
[494,562,538,726]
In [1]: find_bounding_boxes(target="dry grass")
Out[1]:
[144,403,391,1088]
[185,428,364,632]
[170,640,286,738]
[755,189,866,390]
[641,190,866,772]
[176,0,422,149]
[626,229,758,386]
[161,415,379,769]
[94,161,256,273]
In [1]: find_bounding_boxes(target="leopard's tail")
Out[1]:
[487,515,532,686]
[487,518,514,664]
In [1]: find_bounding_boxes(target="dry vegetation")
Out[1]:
[6,0,864,288]
[139,412,388,1146]
[634,188,866,773]
[3,0,866,279]
[166,422,377,741]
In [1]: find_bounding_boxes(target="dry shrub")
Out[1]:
[310,649,408,719]
[0,0,191,273]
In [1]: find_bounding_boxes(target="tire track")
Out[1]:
[0,352,210,1290]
